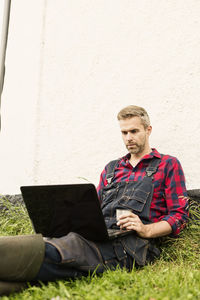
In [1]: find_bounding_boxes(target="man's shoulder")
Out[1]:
[152,148,178,160]
[158,152,182,168]
[105,157,122,169]
[104,155,127,171]
[151,149,183,170]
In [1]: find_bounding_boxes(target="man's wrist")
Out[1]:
[137,224,152,238]
[139,221,172,239]
[143,224,152,238]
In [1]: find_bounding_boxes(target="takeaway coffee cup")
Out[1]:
[116,209,132,221]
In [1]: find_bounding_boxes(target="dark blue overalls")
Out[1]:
[35,157,161,282]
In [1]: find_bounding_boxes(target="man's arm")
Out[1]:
[159,157,189,236]
[96,166,108,202]
[117,212,172,238]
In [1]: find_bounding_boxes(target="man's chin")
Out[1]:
[129,150,139,155]
[127,147,139,154]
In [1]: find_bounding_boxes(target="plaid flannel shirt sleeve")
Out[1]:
[96,167,107,203]
[161,157,189,236]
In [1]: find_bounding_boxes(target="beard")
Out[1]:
[126,140,146,155]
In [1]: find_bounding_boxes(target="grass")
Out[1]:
[0,196,199,300]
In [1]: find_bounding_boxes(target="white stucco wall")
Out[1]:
[0,1,4,26]
[0,0,200,194]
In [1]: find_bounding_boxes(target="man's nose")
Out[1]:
[126,132,133,141]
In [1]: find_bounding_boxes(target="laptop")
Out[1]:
[20,183,132,242]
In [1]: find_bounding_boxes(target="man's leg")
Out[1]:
[0,234,45,296]
[35,232,105,281]
[35,242,87,281]
[0,232,133,296]
[35,232,133,281]
[0,234,45,281]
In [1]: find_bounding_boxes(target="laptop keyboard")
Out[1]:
[107,228,121,234]
[107,228,130,236]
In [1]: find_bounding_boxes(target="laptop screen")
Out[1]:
[20,184,109,241]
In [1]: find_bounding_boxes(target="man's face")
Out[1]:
[119,117,152,155]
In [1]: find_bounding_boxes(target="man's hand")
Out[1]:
[116,212,172,238]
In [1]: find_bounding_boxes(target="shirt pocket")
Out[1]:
[118,188,150,212]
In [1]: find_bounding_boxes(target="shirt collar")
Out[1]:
[123,148,161,163]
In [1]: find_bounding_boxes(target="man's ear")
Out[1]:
[147,125,152,136]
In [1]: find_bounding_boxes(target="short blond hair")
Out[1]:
[117,105,150,128]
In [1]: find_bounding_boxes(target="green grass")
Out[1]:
[0,196,199,300]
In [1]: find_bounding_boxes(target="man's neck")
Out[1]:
[129,147,152,167]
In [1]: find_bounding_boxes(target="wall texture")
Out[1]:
[0,0,200,194]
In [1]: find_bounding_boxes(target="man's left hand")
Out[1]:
[116,212,172,238]
[116,212,149,238]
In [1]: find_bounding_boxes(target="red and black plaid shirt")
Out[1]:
[97,148,189,236]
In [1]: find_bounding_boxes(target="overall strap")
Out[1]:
[106,159,120,184]
[106,156,162,183]
[145,157,161,177]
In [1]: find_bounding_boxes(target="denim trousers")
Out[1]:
[35,231,160,282]
[35,232,134,282]
[34,233,133,281]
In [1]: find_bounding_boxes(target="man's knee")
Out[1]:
[44,232,104,272]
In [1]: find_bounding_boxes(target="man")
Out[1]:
[0,105,189,295]
[97,105,189,238]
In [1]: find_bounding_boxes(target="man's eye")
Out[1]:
[122,132,127,135]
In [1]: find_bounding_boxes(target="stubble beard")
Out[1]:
[127,143,145,155]
[126,135,147,155]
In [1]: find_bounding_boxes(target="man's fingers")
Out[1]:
[118,212,136,219]
[119,220,137,230]
[117,217,133,226]
[118,216,137,224]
